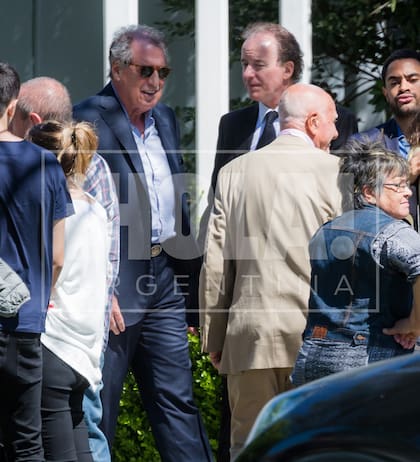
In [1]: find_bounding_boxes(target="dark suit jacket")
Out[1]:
[331,104,359,151]
[73,83,201,325]
[352,118,400,152]
[197,104,259,250]
[210,104,259,192]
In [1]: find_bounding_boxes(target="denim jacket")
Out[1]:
[305,205,412,340]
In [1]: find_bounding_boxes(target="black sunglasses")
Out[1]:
[128,63,171,80]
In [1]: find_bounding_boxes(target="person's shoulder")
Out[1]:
[19,139,57,161]
[73,84,112,115]
[349,126,382,144]
[153,102,176,118]
[89,152,108,169]
[73,94,103,115]
[220,103,258,124]
[353,118,396,140]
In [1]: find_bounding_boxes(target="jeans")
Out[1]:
[82,352,110,462]
[292,328,413,386]
[0,331,44,462]
[41,345,92,462]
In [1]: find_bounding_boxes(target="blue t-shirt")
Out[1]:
[0,140,73,333]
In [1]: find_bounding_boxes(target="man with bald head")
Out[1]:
[9,76,73,135]
[199,27,303,459]
[200,83,347,459]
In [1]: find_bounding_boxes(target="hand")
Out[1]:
[383,317,420,349]
[209,351,222,371]
[392,333,417,350]
[187,326,199,336]
[109,294,125,335]
[408,147,420,184]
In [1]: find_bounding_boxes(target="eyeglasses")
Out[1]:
[128,63,171,80]
[383,181,411,193]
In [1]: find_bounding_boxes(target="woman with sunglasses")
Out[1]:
[292,140,420,386]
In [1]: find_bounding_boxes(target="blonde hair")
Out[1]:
[27,120,98,178]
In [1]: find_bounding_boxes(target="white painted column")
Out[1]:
[195,0,229,219]
[279,0,312,83]
[103,0,139,84]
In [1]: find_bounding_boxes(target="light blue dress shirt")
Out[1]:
[249,102,281,151]
[111,83,176,244]
[131,116,176,244]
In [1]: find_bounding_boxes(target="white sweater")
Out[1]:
[42,195,109,389]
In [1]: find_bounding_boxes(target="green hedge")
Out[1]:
[112,333,222,461]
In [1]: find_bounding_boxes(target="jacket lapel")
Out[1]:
[236,105,259,151]
[97,84,150,199]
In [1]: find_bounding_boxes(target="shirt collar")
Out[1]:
[257,102,278,125]
[278,128,315,147]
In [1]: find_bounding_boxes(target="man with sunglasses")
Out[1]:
[74,24,211,462]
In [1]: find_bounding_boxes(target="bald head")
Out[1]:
[279,83,338,151]
[9,77,72,137]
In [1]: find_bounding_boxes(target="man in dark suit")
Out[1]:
[208,23,303,196]
[74,25,211,462]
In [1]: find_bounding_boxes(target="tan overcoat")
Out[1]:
[200,135,347,375]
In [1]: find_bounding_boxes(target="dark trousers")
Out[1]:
[41,345,92,462]
[0,331,44,462]
[217,378,231,462]
[100,252,212,462]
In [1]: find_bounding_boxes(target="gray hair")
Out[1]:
[340,139,410,209]
[17,77,72,122]
[108,24,168,78]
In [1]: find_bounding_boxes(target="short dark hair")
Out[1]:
[0,62,20,117]
[242,22,304,83]
[381,49,420,83]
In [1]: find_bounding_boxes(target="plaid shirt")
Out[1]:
[84,153,120,350]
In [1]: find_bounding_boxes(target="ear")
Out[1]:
[6,99,17,121]
[282,61,294,80]
[362,185,376,204]
[305,112,318,137]
[111,62,121,81]
[29,112,42,126]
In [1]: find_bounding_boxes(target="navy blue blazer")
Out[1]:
[353,118,400,153]
[73,83,201,325]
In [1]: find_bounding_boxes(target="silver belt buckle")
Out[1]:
[151,244,162,258]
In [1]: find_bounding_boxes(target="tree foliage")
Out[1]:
[158,0,419,115]
[311,0,419,112]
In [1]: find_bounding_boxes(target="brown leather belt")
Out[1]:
[151,244,163,258]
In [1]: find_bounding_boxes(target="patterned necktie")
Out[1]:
[256,111,278,149]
